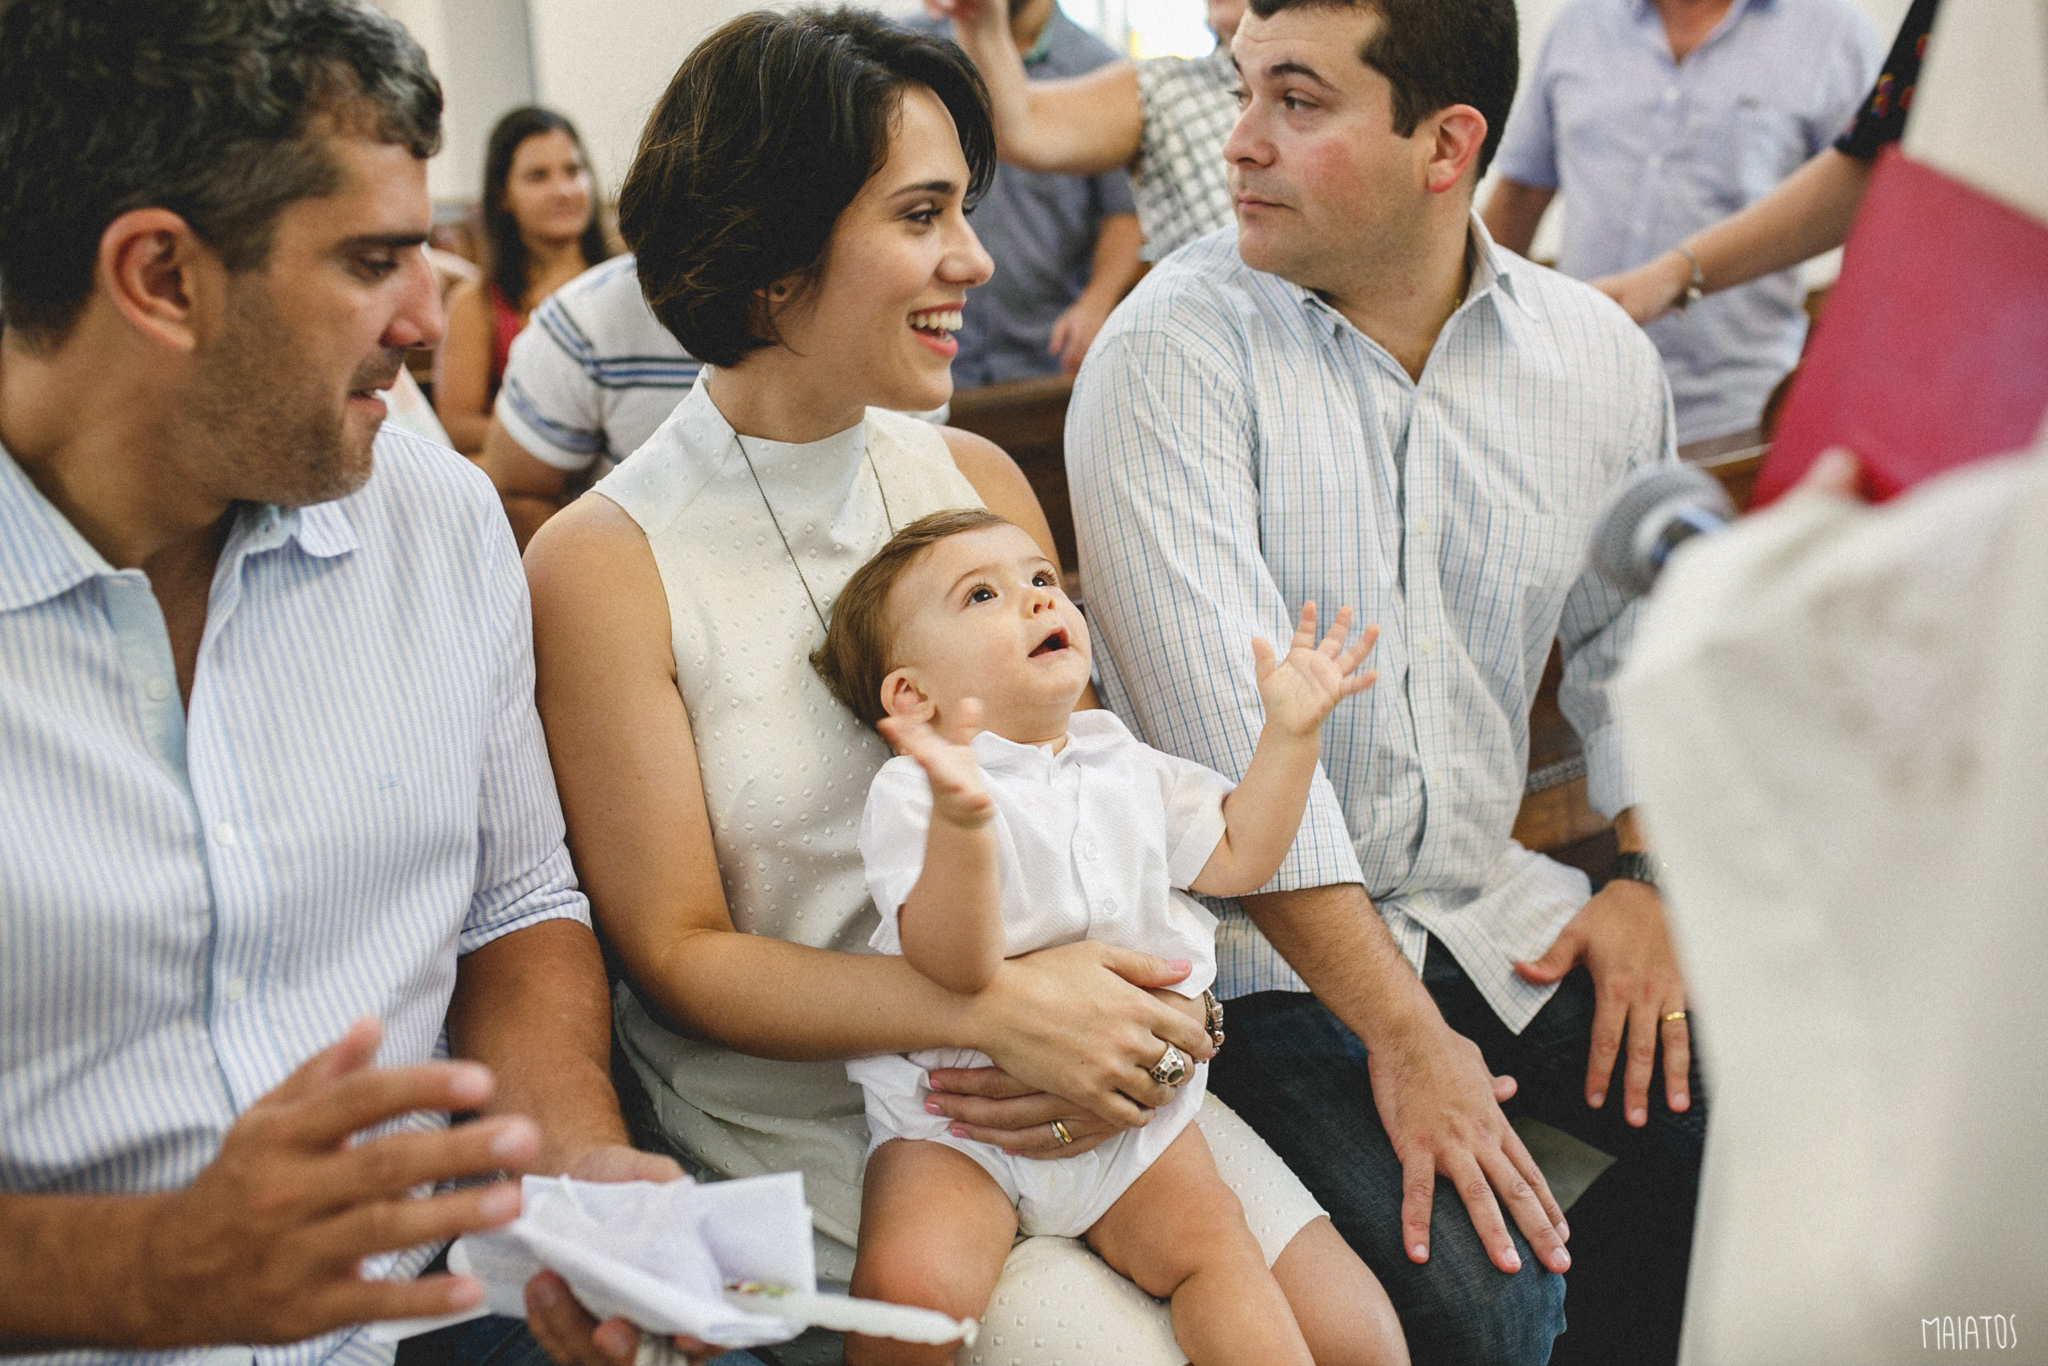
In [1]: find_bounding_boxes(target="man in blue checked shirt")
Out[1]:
[1061,0,1701,1360]
[0,5,705,1366]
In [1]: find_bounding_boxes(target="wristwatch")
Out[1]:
[1609,850,1664,892]
[1673,247,1705,311]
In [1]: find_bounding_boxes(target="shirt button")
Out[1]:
[213,821,237,848]
[1078,840,1097,861]
[1663,86,1679,104]
[144,676,172,702]
[1100,897,1120,914]
[222,977,247,1003]
[1414,517,1431,536]
[1418,639,1436,656]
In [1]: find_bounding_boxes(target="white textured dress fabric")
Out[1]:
[1130,48,1239,260]
[594,379,1325,1365]
[848,710,1228,1237]
[1617,442,2048,1364]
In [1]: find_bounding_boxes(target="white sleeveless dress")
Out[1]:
[594,377,1323,1363]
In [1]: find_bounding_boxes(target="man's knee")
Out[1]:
[1397,1230,1565,1366]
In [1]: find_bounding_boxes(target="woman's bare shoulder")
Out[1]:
[524,492,669,635]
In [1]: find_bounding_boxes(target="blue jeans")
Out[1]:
[1208,936,1706,1366]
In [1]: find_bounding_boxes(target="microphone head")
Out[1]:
[1590,463,1736,597]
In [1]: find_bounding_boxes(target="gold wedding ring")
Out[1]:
[1051,1119,1074,1146]
[1662,1010,1689,1024]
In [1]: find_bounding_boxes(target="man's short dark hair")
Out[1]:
[620,7,997,369]
[1245,0,1517,179]
[0,0,442,344]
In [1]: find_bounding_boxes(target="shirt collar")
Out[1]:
[1628,0,1772,37]
[969,706,1134,773]
[0,439,357,613]
[1293,211,1537,336]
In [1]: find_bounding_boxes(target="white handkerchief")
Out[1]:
[371,1172,972,1351]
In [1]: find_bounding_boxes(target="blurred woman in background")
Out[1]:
[435,105,612,452]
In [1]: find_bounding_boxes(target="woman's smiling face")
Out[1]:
[767,84,993,415]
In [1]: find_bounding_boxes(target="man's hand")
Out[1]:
[1515,878,1691,1126]
[1366,1023,1572,1275]
[521,1147,715,1366]
[127,1018,530,1347]
[1252,602,1378,738]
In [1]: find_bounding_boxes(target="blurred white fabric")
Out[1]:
[1617,433,2048,1364]
[378,368,453,449]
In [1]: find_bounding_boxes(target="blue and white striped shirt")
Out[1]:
[0,429,588,1366]
[1068,221,1674,1031]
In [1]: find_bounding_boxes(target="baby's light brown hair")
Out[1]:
[812,507,1013,730]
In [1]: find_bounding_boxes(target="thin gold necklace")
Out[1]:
[733,429,896,636]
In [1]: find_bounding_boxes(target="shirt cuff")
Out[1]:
[1581,720,1639,819]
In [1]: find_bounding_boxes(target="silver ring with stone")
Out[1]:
[1148,1042,1190,1087]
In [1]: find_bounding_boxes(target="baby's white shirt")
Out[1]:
[860,709,1229,992]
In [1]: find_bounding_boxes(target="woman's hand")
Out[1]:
[959,941,1213,1129]
[924,1071,1122,1158]
[1591,249,1695,327]
[931,984,1211,1157]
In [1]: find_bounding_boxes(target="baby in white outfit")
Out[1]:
[812,509,1378,1366]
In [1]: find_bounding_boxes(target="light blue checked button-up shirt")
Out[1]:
[1493,0,1881,442]
[1068,221,1675,1031]
[0,428,588,1366]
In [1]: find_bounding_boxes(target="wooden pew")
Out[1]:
[946,374,1766,870]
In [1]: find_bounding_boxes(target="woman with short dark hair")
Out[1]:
[524,11,1401,1362]
[434,106,610,452]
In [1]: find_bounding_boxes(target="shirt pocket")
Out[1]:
[1704,95,1809,209]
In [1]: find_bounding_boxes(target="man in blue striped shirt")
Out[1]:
[1064,0,1702,1360]
[0,6,688,1366]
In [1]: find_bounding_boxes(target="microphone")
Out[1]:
[1590,463,1736,598]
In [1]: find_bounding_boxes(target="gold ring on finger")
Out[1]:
[1661,1010,1688,1024]
[1051,1119,1074,1146]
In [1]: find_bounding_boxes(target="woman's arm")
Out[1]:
[433,279,496,454]
[936,0,1144,176]
[523,494,1205,1125]
[1594,147,1872,325]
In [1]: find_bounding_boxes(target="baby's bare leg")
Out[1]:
[1273,1216,1411,1366]
[1085,1122,1314,1366]
[846,1138,1018,1366]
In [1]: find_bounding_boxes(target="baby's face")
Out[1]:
[882,523,1092,741]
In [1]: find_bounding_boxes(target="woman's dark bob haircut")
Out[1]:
[619,7,996,369]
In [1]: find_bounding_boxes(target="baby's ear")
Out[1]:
[879,668,935,726]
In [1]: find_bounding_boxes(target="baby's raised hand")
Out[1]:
[878,701,996,829]
[1252,603,1379,738]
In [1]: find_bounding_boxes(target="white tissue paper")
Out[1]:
[370,1172,974,1352]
